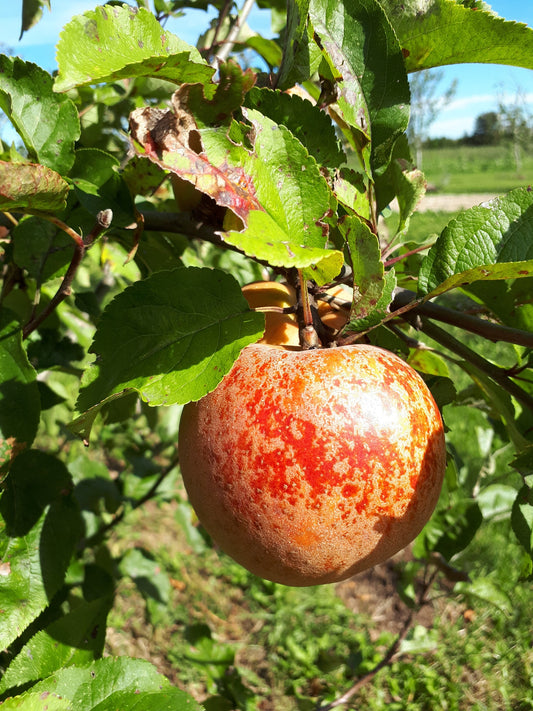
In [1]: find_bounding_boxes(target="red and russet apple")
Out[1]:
[178,284,447,586]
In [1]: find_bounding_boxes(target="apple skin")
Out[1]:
[178,342,446,586]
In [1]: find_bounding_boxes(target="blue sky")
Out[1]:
[1,0,532,139]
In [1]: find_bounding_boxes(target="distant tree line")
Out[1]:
[426,109,532,148]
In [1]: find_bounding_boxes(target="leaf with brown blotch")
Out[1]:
[128,95,342,283]
[0,161,69,212]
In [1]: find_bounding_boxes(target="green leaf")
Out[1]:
[345,268,397,334]
[418,187,533,297]
[455,577,512,614]
[512,485,533,556]
[0,162,69,213]
[243,35,283,69]
[435,499,483,560]
[477,484,517,519]
[464,279,533,335]
[0,597,111,694]
[70,149,135,228]
[407,349,450,378]
[389,159,426,235]
[309,0,410,175]
[13,216,73,283]
[277,0,313,88]
[73,267,264,439]
[0,56,79,174]
[2,657,201,711]
[460,362,530,451]
[0,313,40,476]
[176,61,256,129]
[119,548,171,624]
[341,216,385,321]
[20,0,51,39]
[380,0,533,73]
[0,451,82,650]
[244,87,345,168]
[54,5,214,93]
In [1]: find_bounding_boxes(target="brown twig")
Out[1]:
[80,451,180,551]
[205,0,233,59]
[22,210,112,340]
[392,288,533,349]
[213,0,256,65]
[407,316,533,412]
[318,569,438,709]
[383,243,433,268]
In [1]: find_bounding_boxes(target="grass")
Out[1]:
[104,484,533,710]
[420,144,533,194]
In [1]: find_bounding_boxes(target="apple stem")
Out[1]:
[297,269,321,349]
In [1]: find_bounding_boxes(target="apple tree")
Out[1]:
[0,0,532,708]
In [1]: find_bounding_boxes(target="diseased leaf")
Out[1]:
[0,56,79,174]
[223,210,343,284]
[54,5,214,93]
[380,0,533,72]
[130,100,342,283]
[176,61,256,129]
[0,162,69,213]
[418,187,533,297]
[0,451,82,650]
[0,312,40,477]
[309,0,410,175]
[333,167,370,220]
[73,267,264,440]
[346,269,397,334]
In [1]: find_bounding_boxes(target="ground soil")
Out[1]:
[407,192,500,212]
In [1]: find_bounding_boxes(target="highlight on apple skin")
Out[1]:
[178,334,447,586]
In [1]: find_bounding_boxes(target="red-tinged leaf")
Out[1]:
[0,161,69,212]
[129,98,263,224]
[129,96,341,282]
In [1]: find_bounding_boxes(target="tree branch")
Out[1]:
[22,210,112,340]
[318,569,438,710]
[407,315,533,411]
[141,209,222,243]
[213,0,256,65]
[79,451,180,551]
[392,288,533,349]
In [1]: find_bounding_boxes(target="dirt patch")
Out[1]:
[416,193,500,212]
[390,192,500,213]
[335,548,435,639]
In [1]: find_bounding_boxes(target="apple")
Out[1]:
[178,285,447,586]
